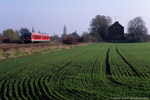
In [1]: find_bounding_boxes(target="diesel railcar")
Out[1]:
[23,32,50,43]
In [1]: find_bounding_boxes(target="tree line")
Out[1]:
[0,28,30,43]
[59,15,149,44]
[0,15,149,44]
[88,15,149,42]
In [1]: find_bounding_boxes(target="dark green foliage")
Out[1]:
[3,29,19,41]
[90,15,112,41]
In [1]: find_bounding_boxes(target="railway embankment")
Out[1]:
[0,42,89,62]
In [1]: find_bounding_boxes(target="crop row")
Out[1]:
[0,43,150,99]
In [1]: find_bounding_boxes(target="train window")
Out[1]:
[35,35,41,38]
[44,36,49,38]
[24,34,31,39]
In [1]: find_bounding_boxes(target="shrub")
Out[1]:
[0,36,21,43]
[3,29,19,40]
[81,32,98,43]
[63,34,78,45]
[0,36,12,43]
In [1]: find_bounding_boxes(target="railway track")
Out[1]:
[0,43,51,50]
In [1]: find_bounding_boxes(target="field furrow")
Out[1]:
[0,43,150,99]
[116,46,140,77]
[105,46,123,86]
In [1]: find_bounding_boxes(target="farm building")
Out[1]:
[72,30,80,39]
[108,22,124,40]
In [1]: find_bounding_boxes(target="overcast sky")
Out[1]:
[0,0,150,36]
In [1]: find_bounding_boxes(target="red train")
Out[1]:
[23,32,50,43]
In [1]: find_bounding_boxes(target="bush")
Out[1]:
[3,29,19,40]
[0,36,12,43]
[0,36,22,43]
[50,35,63,45]
[81,32,98,43]
[63,35,78,45]
[3,37,12,43]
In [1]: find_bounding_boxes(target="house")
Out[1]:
[108,22,124,40]
[72,31,80,39]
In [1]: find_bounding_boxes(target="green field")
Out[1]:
[0,43,150,100]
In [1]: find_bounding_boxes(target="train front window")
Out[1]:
[24,34,31,39]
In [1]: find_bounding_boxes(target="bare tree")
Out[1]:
[19,28,30,36]
[16,28,30,43]
[128,17,148,42]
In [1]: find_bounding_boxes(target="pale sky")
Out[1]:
[0,0,150,36]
